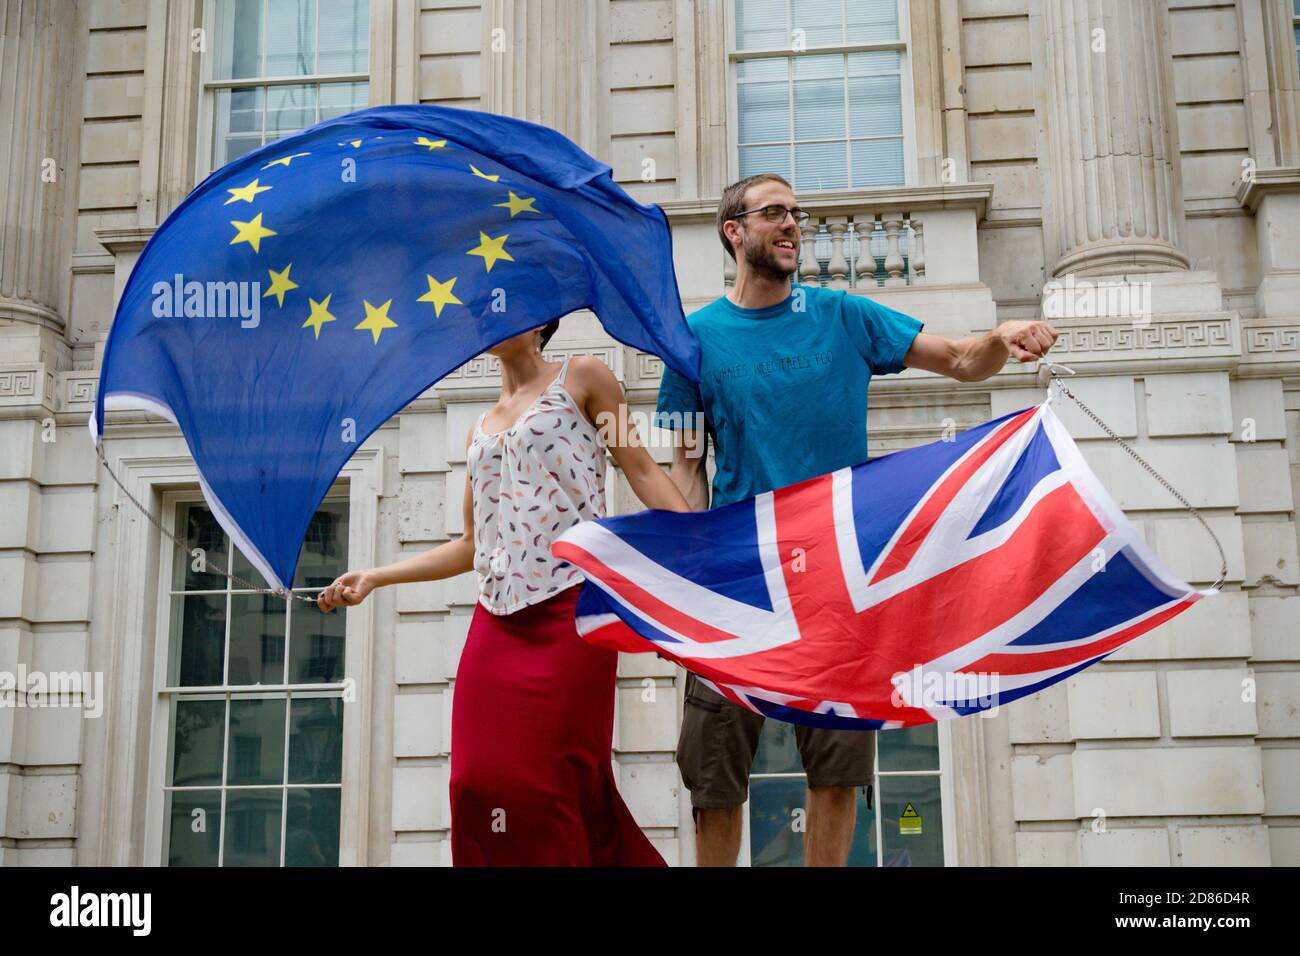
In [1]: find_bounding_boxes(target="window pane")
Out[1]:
[739,144,791,180]
[318,80,368,122]
[174,503,231,591]
[172,698,226,786]
[172,592,226,687]
[752,719,801,775]
[878,774,944,866]
[878,722,939,772]
[212,0,263,81]
[288,696,344,783]
[288,595,346,683]
[223,789,284,866]
[266,83,318,138]
[846,0,899,43]
[285,787,341,865]
[736,0,788,51]
[794,75,844,139]
[791,0,841,47]
[228,593,287,685]
[848,73,902,137]
[738,59,790,144]
[231,543,271,590]
[293,500,349,588]
[849,136,904,187]
[265,0,316,77]
[792,51,841,79]
[318,0,370,73]
[794,140,848,191]
[847,50,900,74]
[749,777,806,866]
[227,697,286,785]
[213,87,265,169]
[167,790,223,866]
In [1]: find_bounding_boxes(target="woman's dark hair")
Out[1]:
[538,320,560,350]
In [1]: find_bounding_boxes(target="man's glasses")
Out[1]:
[732,203,810,226]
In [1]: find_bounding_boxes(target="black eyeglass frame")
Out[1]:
[730,203,810,226]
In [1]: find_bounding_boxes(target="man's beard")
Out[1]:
[741,228,798,282]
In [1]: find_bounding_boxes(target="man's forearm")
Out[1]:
[955,329,1012,383]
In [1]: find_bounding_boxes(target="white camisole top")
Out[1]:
[466,356,608,614]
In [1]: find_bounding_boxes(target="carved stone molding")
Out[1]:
[1049,315,1240,359]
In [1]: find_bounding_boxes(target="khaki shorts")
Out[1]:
[676,672,876,810]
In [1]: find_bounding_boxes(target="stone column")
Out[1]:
[0,0,85,866]
[481,0,606,161]
[1038,0,1190,277]
[0,0,78,338]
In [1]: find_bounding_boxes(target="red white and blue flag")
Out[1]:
[552,400,1216,730]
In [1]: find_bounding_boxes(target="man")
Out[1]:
[656,173,1058,866]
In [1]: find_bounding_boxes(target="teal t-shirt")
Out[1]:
[655,282,923,508]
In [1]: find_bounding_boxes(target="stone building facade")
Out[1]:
[0,0,1297,866]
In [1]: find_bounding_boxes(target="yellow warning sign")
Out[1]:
[900,802,922,835]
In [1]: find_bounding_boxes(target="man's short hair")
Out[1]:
[716,172,794,262]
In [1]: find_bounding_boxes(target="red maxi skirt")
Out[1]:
[448,585,666,866]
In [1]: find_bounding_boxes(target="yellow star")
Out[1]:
[229,212,276,253]
[467,231,513,272]
[262,264,299,307]
[416,275,463,317]
[414,136,447,150]
[261,152,310,169]
[224,178,272,205]
[355,298,397,343]
[494,190,538,217]
[338,139,363,148]
[302,294,337,339]
[469,164,500,182]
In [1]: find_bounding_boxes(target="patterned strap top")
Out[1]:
[466,356,607,614]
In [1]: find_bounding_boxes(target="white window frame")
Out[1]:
[725,0,919,191]
[152,487,347,866]
[103,444,385,867]
[195,0,374,182]
[739,717,955,866]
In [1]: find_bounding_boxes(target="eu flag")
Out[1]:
[92,104,701,593]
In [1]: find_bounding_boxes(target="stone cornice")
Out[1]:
[1234,166,1300,212]
[93,226,157,255]
[657,182,995,225]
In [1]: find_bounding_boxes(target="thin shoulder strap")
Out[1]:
[555,354,573,387]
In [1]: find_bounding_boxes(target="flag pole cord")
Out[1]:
[92,363,1227,604]
[1042,361,1228,591]
[94,439,318,604]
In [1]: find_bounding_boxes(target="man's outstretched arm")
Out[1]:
[902,320,1059,383]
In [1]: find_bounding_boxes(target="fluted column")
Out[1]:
[482,0,605,160]
[0,0,77,328]
[1040,0,1189,277]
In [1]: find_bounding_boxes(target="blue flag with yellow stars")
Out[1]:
[92,103,700,593]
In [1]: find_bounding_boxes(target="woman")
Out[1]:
[317,320,690,865]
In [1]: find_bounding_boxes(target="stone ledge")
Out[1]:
[1234,166,1300,213]
[658,181,996,224]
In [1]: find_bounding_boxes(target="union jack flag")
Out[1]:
[552,400,1216,730]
